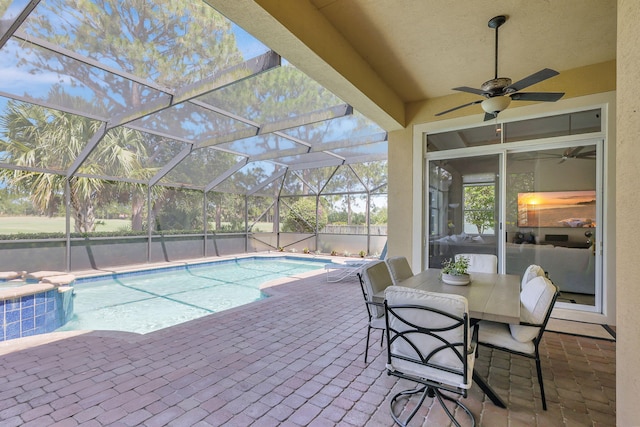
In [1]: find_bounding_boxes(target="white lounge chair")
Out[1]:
[324,243,387,282]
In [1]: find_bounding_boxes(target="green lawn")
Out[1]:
[0,216,276,234]
[0,216,131,234]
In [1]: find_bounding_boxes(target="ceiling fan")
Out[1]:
[557,146,596,163]
[512,146,596,163]
[435,15,565,121]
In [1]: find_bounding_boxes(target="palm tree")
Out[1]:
[0,98,149,232]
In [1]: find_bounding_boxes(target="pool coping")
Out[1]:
[0,254,336,355]
[70,252,341,283]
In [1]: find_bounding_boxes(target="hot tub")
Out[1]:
[1,281,74,341]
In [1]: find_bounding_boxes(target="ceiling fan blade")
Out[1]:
[506,68,559,92]
[558,146,597,163]
[510,92,565,102]
[566,147,597,159]
[567,146,585,157]
[435,100,482,116]
[578,150,597,158]
[452,86,486,96]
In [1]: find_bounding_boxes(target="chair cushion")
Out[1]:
[386,256,413,285]
[370,315,386,330]
[388,349,476,390]
[521,264,545,289]
[385,286,474,389]
[455,253,497,274]
[479,320,535,354]
[362,261,393,317]
[509,323,540,343]
[520,276,555,325]
[509,276,556,343]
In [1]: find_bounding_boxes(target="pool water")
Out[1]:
[56,257,324,334]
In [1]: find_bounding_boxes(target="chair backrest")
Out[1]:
[521,264,546,289]
[455,253,497,273]
[385,256,413,285]
[508,275,559,344]
[359,260,394,318]
[384,286,474,390]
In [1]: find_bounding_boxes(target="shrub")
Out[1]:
[282,198,327,233]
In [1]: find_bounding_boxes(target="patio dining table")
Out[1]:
[374,267,522,408]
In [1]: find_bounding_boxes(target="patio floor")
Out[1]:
[0,267,616,426]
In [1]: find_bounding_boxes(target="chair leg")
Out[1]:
[389,386,429,427]
[380,328,384,347]
[364,325,371,363]
[389,386,475,427]
[433,389,475,427]
[535,357,547,410]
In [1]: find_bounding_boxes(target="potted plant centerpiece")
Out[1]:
[440,256,471,285]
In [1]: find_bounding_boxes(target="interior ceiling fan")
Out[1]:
[557,146,596,163]
[435,15,565,121]
[513,146,596,163]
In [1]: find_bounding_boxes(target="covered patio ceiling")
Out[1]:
[0,0,387,195]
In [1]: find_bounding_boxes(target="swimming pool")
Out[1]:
[55,257,326,335]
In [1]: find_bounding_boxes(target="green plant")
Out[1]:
[441,257,469,276]
[282,198,327,233]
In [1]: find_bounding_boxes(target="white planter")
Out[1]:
[441,273,470,286]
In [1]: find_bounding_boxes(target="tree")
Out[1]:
[370,205,387,225]
[463,185,495,234]
[2,0,245,232]
[2,0,386,236]
[0,99,150,232]
[0,185,32,216]
[282,198,327,233]
[21,0,243,113]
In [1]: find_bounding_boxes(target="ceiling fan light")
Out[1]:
[481,96,511,114]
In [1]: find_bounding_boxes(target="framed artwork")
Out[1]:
[517,190,596,228]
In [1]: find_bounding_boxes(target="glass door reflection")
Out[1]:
[505,145,598,307]
[428,154,500,269]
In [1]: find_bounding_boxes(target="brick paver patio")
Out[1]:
[0,267,616,426]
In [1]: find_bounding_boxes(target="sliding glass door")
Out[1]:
[505,143,599,308]
[425,108,603,312]
[427,154,500,270]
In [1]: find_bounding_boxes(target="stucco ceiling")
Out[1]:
[308,0,617,102]
[213,0,617,130]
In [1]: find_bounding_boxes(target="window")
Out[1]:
[429,165,452,237]
[462,173,495,235]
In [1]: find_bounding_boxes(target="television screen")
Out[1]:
[517,190,596,228]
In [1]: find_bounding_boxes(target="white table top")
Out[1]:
[376,268,521,324]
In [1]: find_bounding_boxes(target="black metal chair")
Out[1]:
[357,260,393,363]
[384,285,478,427]
[478,275,559,410]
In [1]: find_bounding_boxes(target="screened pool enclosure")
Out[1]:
[0,0,387,272]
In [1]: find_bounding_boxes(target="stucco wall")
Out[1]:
[387,126,414,264]
[616,0,640,423]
